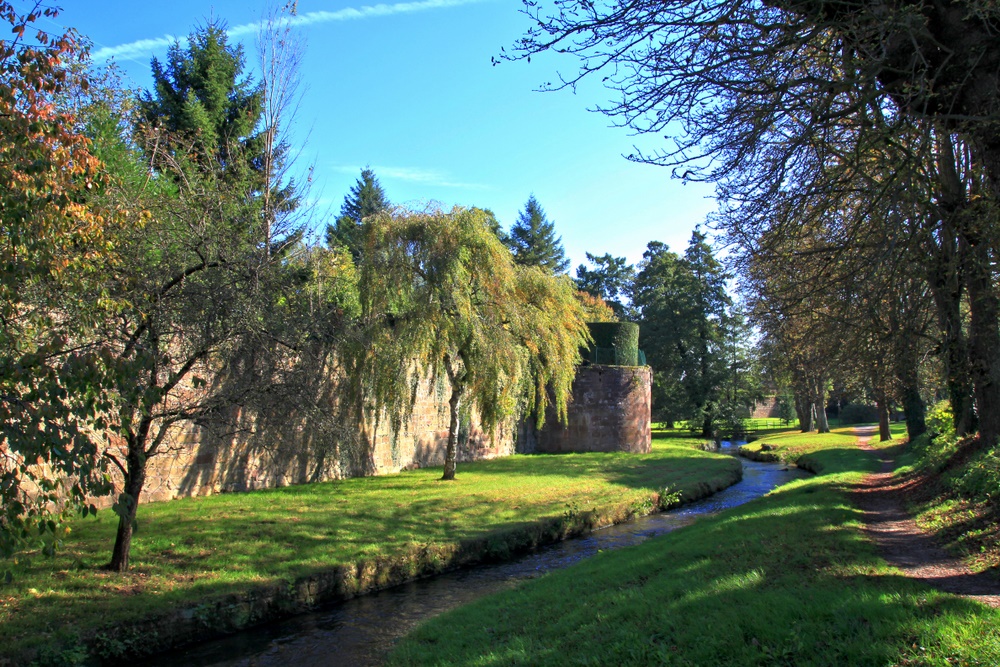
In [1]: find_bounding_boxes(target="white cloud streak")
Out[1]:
[92,0,487,62]
[334,164,489,189]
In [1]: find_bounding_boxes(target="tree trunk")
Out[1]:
[901,383,927,440]
[815,399,830,433]
[876,396,892,442]
[796,393,813,432]
[109,443,147,572]
[700,412,713,439]
[441,383,463,481]
[962,236,1000,448]
[927,233,976,436]
[895,341,927,440]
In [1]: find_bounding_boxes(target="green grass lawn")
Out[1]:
[653,417,798,434]
[388,427,1000,667]
[736,422,908,471]
[0,440,740,664]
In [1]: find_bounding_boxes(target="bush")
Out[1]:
[954,449,1000,502]
[925,400,957,445]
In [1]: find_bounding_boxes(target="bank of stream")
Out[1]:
[145,445,808,667]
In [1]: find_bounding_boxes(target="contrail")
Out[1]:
[92,0,487,62]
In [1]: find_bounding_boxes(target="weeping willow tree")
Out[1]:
[352,206,590,480]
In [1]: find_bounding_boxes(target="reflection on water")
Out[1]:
[147,443,807,667]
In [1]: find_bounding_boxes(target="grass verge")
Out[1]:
[0,440,739,665]
[388,429,1000,667]
[899,431,1000,574]
[737,423,907,471]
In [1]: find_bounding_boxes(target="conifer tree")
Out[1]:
[575,252,635,320]
[632,233,732,436]
[507,194,570,274]
[326,167,390,257]
[139,21,264,175]
[98,17,313,572]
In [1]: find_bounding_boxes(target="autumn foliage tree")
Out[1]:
[0,1,119,569]
[351,207,590,480]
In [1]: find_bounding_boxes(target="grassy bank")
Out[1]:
[0,439,740,665]
[899,429,1000,574]
[737,424,907,471]
[389,429,1000,666]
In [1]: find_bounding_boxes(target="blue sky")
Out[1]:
[50,0,717,269]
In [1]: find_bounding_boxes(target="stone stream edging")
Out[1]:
[61,463,743,666]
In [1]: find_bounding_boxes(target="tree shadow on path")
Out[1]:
[852,426,1000,608]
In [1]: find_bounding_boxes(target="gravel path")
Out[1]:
[851,425,1000,608]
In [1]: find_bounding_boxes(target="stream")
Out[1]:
[147,444,808,666]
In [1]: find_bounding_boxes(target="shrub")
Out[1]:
[925,400,957,445]
[585,322,639,366]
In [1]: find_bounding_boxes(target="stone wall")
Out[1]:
[751,394,780,419]
[532,365,651,454]
[105,362,650,507]
[123,374,516,506]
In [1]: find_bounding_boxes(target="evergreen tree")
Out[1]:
[507,195,570,273]
[139,21,264,175]
[679,230,732,436]
[326,167,390,257]
[632,232,732,436]
[631,242,693,427]
[575,252,635,320]
[97,18,313,572]
[137,20,300,250]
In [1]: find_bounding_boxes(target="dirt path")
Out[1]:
[851,426,1000,608]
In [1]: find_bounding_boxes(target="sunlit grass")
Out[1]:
[388,431,1000,667]
[0,439,739,662]
[653,417,798,435]
[736,422,907,471]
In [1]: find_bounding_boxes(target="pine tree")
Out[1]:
[507,195,570,273]
[138,21,303,251]
[139,21,264,176]
[326,167,390,257]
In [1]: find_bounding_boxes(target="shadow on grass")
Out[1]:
[3,447,743,663]
[388,476,1000,667]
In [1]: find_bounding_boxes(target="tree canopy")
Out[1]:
[632,234,733,435]
[140,21,263,172]
[0,1,120,568]
[575,252,635,320]
[515,0,1000,446]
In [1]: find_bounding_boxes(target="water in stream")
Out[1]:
[147,444,808,667]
